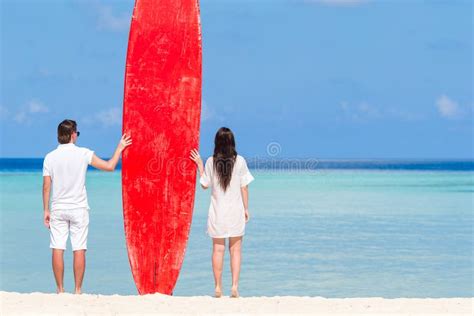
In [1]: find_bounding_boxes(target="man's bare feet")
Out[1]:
[230,287,239,298]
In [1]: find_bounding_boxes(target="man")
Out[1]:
[42,119,132,294]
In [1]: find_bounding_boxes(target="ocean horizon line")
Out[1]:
[1,157,473,172]
[0,157,473,161]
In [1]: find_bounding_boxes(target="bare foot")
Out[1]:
[57,288,65,294]
[74,289,82,295]
[230,287,239,298]
[214,287,222,298]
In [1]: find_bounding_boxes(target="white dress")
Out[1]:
[200,155,254,238]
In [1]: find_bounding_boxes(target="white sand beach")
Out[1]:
[0,291,471,315]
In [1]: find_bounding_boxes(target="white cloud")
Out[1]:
[14,112,27,123]
[339,101,381,121]
[385,108,421,121]
[201,100,224,122]
[436,95,461,119]
[14,100,49,124]
[340,96,472,122]
[96,107,122,126]
[307,0,369,6]
[0,105,9,119]
[339,101,421,122]
[84,107,122,127]
[357,102,381,118]
[96,4,130,32]
[28,100,49,113]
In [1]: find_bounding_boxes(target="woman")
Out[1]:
[190,127,254,298]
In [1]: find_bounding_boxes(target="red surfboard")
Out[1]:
[121,0,202,295]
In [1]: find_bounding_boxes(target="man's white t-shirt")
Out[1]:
[43,143,94,211]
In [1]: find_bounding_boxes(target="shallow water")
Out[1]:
[0,167,472,297]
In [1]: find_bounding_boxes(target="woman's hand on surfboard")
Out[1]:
[190,149,203,167]
[119,134,133,151]
[190,149,205,177]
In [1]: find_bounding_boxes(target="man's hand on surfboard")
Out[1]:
[90,134,132,172]
[119,134,133,151]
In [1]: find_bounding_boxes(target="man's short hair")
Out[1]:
[57,119,77,144]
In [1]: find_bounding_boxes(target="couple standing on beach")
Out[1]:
[42,120,254,297]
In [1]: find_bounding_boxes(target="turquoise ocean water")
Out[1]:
[0,159,472,297]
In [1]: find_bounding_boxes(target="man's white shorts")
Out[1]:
[50,208,89,251]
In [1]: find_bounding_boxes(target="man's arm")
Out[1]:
[43,176,51,228]
[90,134,132,171]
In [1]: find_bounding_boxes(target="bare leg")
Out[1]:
[212,238,225,297]
[229,236,242,298]
[52,249,65,293]
[73,250,86,294]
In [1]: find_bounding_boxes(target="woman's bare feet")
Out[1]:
[230,287,239,298]
[214,287,222,298]
[56,288,65,294]
[74,289,82,295]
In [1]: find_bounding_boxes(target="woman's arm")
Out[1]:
[190,149,209,189]
[91,134,132,171]
[241,185,250,222]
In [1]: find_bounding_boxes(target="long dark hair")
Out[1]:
[213,127,237,191]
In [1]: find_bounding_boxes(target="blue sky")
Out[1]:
[1,0,472,159]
